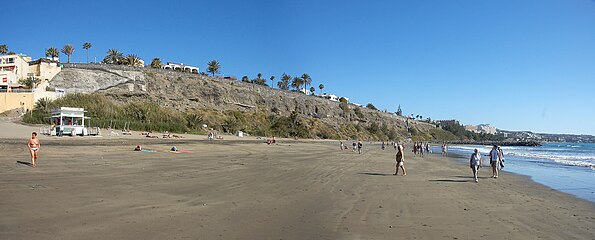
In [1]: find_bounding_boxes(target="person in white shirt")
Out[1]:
[469,149,482,183]
[442,144,447,157]
[485,145,500,178]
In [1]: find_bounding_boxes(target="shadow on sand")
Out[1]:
[358,172,393,176]
[428,179,470,183]
[16,161,32,167]
[453,175,490,179]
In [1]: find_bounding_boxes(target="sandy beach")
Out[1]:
[1,128,594,239]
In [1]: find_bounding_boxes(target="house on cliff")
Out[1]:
[163,62,199,74]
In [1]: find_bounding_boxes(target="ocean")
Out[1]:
[445,143,595,203]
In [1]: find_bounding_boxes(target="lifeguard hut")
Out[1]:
[49,107,90,136]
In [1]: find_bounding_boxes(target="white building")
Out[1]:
[464,124,497,134]
[162,62,199,73]
[319,93,339,102]
[0,54,62,91]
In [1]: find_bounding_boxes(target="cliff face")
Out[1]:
[50,64,438,140]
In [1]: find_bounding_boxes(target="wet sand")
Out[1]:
[1,138,594,240]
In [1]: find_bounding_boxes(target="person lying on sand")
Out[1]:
[134,145,142,151]
[145,132,159,138]
[27,132,40,167]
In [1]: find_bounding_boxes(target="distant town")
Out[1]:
[461,122,595,143]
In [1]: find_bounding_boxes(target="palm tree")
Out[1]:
[103,49,123,64]
[18,76,41,89]
[318,83,324,94]
[270,76,275,88]
[127,54,140,67]
[301,73,311,94]
[0,44,8,55]
[45,47,60,60]
[291,77,303,91]
[82,42,92,63]
[207,60,220,76]
[150,58,162,68]
[34,97,53,113]
[309,86,315,95]
[278,73,291,90]
[241,75,250,83]
[61,44,75,63]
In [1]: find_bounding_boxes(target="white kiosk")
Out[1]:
[50,107,90,136]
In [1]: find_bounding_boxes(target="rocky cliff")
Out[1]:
[50,64,440,140]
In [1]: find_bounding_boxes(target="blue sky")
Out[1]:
[5,0,595,135]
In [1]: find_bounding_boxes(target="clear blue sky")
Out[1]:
[5,0,595,135]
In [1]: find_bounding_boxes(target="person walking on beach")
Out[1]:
[413,142,418,156]
[27,132,40,167]
[486,145,500,178]
[357,141,363,154]
[381,141,385,150]
[394,145,406,176]
[352,142,357,152]
[442,144,447,157]
[469,149,482,183]
[340,141,345,151]
[497,146,505,170]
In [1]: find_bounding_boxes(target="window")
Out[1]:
[7,58,14,63]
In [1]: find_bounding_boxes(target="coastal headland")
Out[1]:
[1,133,594,239]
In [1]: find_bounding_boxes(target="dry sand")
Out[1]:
[1,135,594,239]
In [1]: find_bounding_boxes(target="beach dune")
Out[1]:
[1,139,594,240]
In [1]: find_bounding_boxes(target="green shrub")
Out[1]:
[366,103,377,110]
[23,93,190,133]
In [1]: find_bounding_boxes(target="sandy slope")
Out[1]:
[0,138,594,240]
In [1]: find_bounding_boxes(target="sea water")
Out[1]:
[445,143,595,203]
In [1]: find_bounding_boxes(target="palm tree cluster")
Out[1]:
[277,73,291,90]
[236,71,320,95]
[252,73,267,86]
[39,42,92,63]
[45,47,59,59]
[102,49,142,66]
